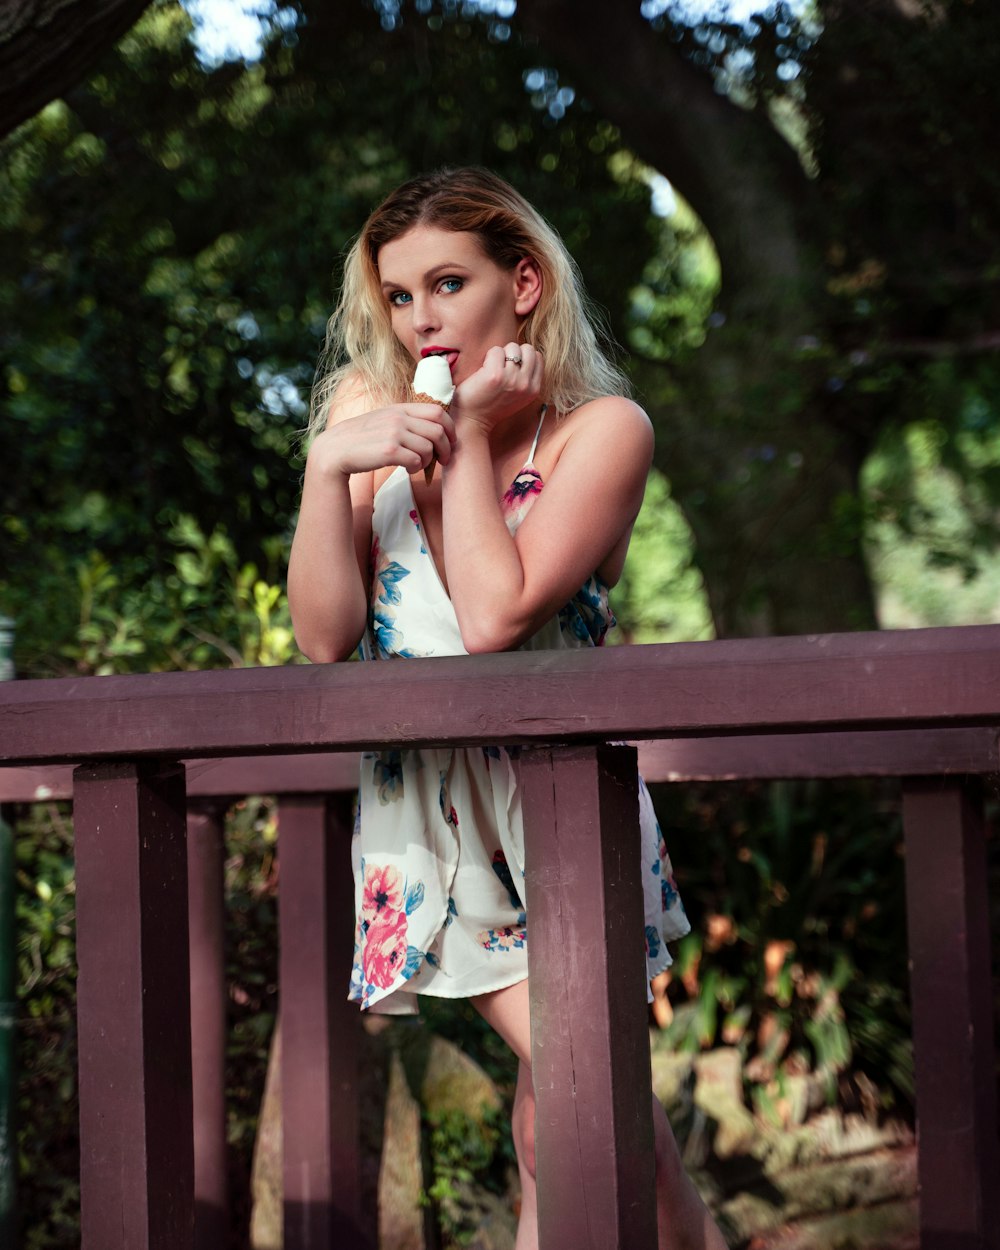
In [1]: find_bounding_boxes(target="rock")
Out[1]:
[693,1048,757,1159]
[249,1021,282,1250]
[378,1049,430,1250]
[717,1144,918,1243]
[742,1195,919,1249]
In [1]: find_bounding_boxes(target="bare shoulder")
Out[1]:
[326,368,378,427]
[556,396,654,464]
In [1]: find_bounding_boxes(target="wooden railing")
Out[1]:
[2,624,1000,1250]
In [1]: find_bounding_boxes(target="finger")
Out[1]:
[406,417,456,463]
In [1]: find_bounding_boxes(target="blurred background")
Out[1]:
[1,1,998,1246]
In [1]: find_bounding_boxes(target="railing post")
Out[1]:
[186,800,229,1250]
[278,792,370,1250]
[520,743,657,1250]
[0,609,16,1249]
[74,760,193,1250]
[902,777,1000,1250]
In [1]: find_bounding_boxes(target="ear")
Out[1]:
[512,256,543,317]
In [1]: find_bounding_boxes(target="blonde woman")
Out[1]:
[289,167,726,1250]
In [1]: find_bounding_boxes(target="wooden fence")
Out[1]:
[2,624,999,1249]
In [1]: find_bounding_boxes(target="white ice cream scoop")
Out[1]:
[412,355,455,483]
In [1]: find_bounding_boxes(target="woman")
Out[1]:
[289,167,726,1250]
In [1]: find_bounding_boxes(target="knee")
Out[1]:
[511,1083,537,1180]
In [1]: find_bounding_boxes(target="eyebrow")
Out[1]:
[379,263,469,292]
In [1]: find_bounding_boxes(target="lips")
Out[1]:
[420,347,458,370]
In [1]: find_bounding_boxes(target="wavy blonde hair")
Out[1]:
[308,167,629,437]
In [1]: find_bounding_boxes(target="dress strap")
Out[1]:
[526,404,548,465]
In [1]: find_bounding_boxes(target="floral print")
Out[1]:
[368,535,419,659]
[373,750,405,804]
[362,862,405,925]
[349,430,689,1014]
[477,923,527,953]
[351,857,430,1008]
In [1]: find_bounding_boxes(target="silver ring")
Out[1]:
[505,354,522,366]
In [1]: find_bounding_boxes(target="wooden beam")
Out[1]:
[522,744,657,1250]
[187,803,229,1250]
[278,795,371,1250]
[74,761,193,1250]
[902,779,1000,1250]
[2,724,998,803]
[3,625,1000,763]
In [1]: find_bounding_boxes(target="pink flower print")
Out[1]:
[362,863,405,926]
[363,910,409,989]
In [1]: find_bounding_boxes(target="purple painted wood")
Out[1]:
[4,624,1000,763]
[521,744,657,1250]
[3,724,998,804]
[278,794,371,1250]
[902,779,1000,1250]
[186,802,229,1250]
[73,761,194,1250]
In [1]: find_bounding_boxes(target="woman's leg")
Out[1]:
[470,980,538,1250]
[470,979,728,1250]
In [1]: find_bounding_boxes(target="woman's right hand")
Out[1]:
[309,403,457,477]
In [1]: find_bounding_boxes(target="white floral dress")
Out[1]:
[349,415,689,1014]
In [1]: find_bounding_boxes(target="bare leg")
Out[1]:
[471,980,728,1250]
[470,981,538,1250]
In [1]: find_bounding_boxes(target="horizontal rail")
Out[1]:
[2,726,998,803]
[2,624,1000,764]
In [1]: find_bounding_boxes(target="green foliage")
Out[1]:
[422,1103,511,1247]
[7,514,298,677]
[865,413,1000,628]
[612,468,714,644]
[12,793,280,1249]
[651,779,915,1115]
[14,805,79,1250]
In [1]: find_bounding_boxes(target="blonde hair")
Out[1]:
[308,167,630,438]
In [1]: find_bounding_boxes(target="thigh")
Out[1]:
[470,977,532,1066]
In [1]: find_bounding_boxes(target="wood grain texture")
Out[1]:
[278,795,372,1250]
[902,780,1000,1250]
[522,745,657,1250]
[186,804,228,1250]
[2,724,997,802]
[73,760,193,1250]
[3,626,1000,764]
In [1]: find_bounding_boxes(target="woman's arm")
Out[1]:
[288,380,456,662]
[441,350,653,653]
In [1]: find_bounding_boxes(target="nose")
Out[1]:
[411,292,440,336]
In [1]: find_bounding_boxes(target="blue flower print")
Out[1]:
[373,750,405,805]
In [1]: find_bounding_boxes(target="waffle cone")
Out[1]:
[412,390,452,483]
[412,390,451,412]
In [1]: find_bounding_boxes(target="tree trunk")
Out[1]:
[520,0,878,636]
[0,0,151,138]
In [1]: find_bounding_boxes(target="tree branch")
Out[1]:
[516,0,822,325]
[0,0,152,139]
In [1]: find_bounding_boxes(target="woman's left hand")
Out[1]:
[453,342,544,434]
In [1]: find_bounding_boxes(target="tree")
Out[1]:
[3,0,999,641]
[0,1,660,673]
[514,0,1000,635]
[0,0,151,136]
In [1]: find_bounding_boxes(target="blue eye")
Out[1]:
[439,277,463,293]
[389,291,412,307]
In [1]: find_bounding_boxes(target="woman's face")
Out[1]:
[376,225,539,386]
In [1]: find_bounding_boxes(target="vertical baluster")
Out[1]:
[902,777,1000,1250]
[187,801,229,1249]
[520,743,657,1250]
[278,793,370,1249]
[74,760,193,1250]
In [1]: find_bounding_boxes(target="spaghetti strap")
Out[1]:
[526,404,548,465]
